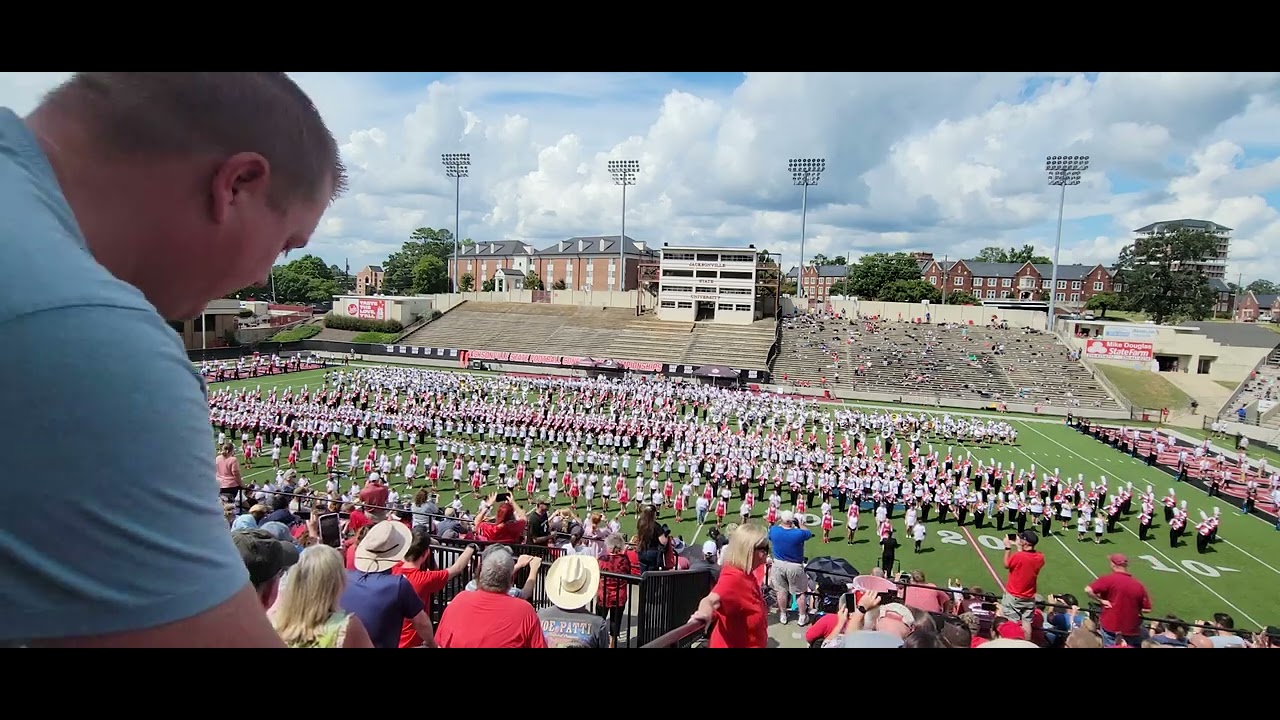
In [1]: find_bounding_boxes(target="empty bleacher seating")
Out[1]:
[399,302,775,370]
[772,316,1122,409]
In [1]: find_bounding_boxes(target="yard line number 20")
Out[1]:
[933,531,1236,578]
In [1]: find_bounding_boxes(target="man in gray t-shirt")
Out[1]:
[538,555,610,648]
[0,73,343,647]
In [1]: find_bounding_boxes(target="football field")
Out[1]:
[214,364,1280,630]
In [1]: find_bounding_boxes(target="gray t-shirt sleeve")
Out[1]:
[0,306,251,642]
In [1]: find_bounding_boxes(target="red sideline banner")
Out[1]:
[465,349,663,373]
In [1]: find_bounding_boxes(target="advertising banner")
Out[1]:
[347,298,387,321]
[1085,339,1154,361]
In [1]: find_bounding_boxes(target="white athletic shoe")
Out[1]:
[779,611,789,625]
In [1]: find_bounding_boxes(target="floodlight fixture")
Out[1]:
[442,153,472,291]
[788,157,827,300]
[1043,154,1091,330]
[607,160,640,291]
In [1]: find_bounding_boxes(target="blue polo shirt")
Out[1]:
[0,108,249,643]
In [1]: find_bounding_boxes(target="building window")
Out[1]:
[954,277,963,286]
[1070,293,1080,303]
[660,300,676,308]
[1071,281,1081,290]
[1056,293,1065,302]
[986,290,996,299]
[1042,279,1051,289]
[1093,281,1103,291]
[973,277,984,287]
[1057,280,1067,289]
[664,252,695,261]
[1002,278,1012,287]
[735,304,751,311]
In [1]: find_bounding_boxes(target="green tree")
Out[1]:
[1246,279,1279,295]
[1085,291,1123,318]
[523,270,544,290]
[411,255,449,295]
[1114,228,1219,323]
[845,252,921,299]
[946,290,979,305]
[877,279,941,304]
[481,278,496,292]
[459,273,475,292]
[970,245,1050,264]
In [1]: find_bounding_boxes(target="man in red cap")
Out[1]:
[1085,554,1152,648]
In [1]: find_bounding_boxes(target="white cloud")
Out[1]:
[5,72,1280,283]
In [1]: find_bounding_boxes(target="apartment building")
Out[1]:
[1132,219,1231,280]
[785,264,849,302]
[447,236,656,292]
[920,260,1116,306]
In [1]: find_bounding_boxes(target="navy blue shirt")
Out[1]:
[768,525,813,564]
[340,571,425,649]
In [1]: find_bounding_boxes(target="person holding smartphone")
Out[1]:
[1000,530,1045,641]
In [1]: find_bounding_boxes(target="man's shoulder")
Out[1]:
[0,112,157,324]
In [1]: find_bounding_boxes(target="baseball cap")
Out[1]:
[879,603,917,629]
[1108,553,1128,567]
[779,510,795,524]
[702,540,718,557]
[232,529,300,587]
[1018,530,1039,547]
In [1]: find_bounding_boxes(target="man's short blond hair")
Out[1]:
[40,72,347,209]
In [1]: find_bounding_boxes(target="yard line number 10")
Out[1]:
[933,530,1236,578]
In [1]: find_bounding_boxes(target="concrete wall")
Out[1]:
[765,383,1130,420]
[780,297,1046,328]
[1060,320,1270,384]
[331,295,434,324]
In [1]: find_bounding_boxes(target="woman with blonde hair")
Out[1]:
[689,522,770,648]
[269,545,373,648]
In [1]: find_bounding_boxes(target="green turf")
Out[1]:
[211,365,1280,629]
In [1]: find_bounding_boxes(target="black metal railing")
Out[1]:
[232,489,710,647]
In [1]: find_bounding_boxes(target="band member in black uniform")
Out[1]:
[1138,508,1152,541]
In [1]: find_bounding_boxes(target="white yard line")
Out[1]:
[1017,421,1266,625]
[1005,443,1101,579]
[1017,420,1280,575]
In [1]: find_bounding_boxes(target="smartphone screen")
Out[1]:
[319,513,341,547]
[1006,533,1017,541]
[495,493,510,503]
[843,591,859,610]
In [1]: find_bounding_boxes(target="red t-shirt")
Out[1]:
[359,484,389,508]
[435,590,547,648]
[1088,572,1152,635]
[1004,551,1045,599]
[391,563,450,648]
[477,519,528,544]
[709,565,768,649]
[805,613,839,644]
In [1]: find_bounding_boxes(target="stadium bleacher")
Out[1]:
[773,316,1122,409]
[1219,348,1280,429]
[400,302,775,370]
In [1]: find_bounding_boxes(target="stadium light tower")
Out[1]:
[608,159,640,292]
[442,153,471,292]
[789,158,826,301]
[1045,154,1089,330]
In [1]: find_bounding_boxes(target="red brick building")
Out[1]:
[354,265,384,295]
[919,259,1116,307]
[785,264,849,302]
[447,236,657,292]
[1235,290,1280,322]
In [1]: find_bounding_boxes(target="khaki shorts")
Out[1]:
[1001,593,1036,624]
[770,560,807,597]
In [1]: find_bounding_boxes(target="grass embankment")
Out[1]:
[350,332,401,344]
[1096,364,1192,411]
[268,325,321,342]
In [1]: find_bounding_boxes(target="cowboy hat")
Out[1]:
[544,555,600,610]
[354,520,413,573]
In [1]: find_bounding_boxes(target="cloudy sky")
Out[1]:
[4,72,1279,282]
